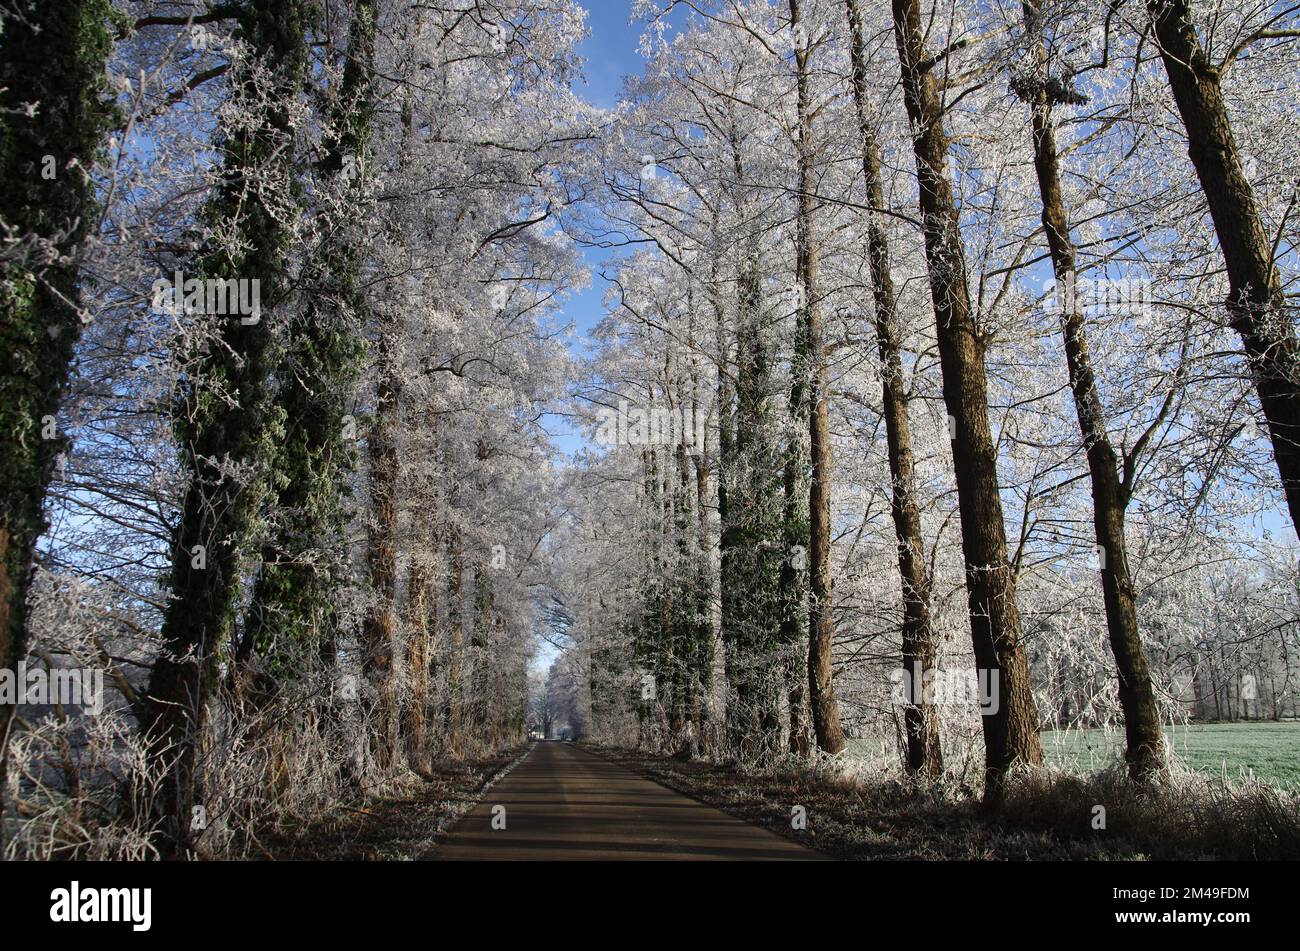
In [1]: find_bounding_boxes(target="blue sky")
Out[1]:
[575,2,649,110]
[546,3,658,457]
[532,4,657,672]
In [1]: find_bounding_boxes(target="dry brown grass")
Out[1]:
[590,744,1300,860]
[254,744,529,860]
[997,764,1300,860]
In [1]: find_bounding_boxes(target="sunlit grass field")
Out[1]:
[848,722,1299,788]
[1040,721,1300,788]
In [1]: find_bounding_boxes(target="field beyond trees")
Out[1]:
[1040,722,1300,788]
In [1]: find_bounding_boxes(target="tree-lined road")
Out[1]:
[434,742,825,861]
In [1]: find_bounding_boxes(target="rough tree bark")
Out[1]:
[1147,0,1300,531]
[791,0,847,756]
[444,519,464,754]
[891,0,1042,795]
[362,329,401,770]
[1017,0,1164,780]
[845,0,942,776]
[404,551,435,769]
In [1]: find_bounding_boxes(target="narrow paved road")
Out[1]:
[434,741,825,860]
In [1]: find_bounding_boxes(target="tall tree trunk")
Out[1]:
[715,271,745,755]
[791,0,846,755]
[687,291,714,751]
[0,0,115,845]
[243,0,374,681]
[735,250,785,756]
[444,521,464,754]
[1147,0,1300,530]
[404,557,433,769]
[363,334,401,770]
[716,149,785,759]
[891,0,1042,796]
[636,446,661,748]
[717,329,757,755]
[403,409,441,766]
[846,0,942,777]
[778,420,811,754]
[141,0,311,853]
[1018,0,1164,780]
[693,448,712,749]
[470,561,490,745]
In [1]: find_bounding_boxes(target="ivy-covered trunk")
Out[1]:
[716,135,787,760]
[0,0,116,844]
[730,250,786,758]
[243,0,375,684]
[140,0,310,856]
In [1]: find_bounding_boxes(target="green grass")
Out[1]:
[1041,722,1300,788]
[848,722,1300,789]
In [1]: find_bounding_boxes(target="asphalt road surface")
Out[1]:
[434,741,825,861]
